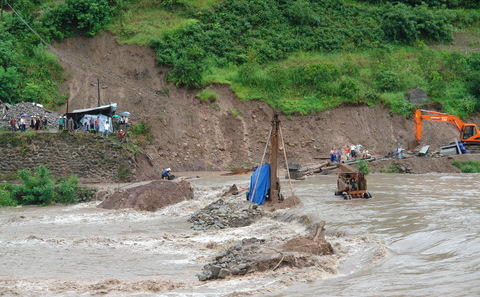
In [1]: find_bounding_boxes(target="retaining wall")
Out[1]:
[0,131,136,182]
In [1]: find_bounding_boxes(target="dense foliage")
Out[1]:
[0,165,94,207]
[1,0,480,117]
[0,0,119,108]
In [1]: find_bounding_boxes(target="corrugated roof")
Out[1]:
[71,103,117,114]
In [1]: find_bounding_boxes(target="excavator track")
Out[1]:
[462,142,480,154]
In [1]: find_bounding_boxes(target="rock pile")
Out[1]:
[188,198,263,231]
[1,102,62,130]
[197,237,332,281]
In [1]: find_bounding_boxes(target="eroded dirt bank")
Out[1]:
[54,33,480,179]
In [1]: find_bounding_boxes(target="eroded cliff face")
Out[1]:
[54,33,473,173]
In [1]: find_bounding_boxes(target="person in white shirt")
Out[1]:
[103,119,110,138]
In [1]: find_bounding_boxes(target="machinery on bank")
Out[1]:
[334,164,372,199]
[414,109,480,151]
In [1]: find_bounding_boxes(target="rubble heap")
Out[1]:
[1,102,62,130]
[188,198,264,231]
[197,236,334,281]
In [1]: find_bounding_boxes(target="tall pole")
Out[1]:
[269,111,280,201]
[97,78,101,107]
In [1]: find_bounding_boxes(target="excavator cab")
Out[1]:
[463,125,477,140]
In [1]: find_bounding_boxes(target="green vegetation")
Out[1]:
[196,88,218,103]
[380,163,403,173]
[452,160,480,173]
[131,120,153,145]
[358,160,370,175]
[0,165,94,207]
[1,0,480,117]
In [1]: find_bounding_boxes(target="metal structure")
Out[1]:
[414,109,480,152]
[334,164,372,199]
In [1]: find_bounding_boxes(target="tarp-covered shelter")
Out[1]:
[66,103,117,132]
[247,164,271,205]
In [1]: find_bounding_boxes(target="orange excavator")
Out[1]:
[414,109,480,148]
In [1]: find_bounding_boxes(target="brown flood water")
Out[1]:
[0,173,479,296]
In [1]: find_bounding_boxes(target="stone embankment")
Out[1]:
[0,132,136,182]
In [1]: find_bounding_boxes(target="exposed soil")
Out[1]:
[97,179,193,211]
[52,33,480,179]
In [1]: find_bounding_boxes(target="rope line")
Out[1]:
[4,0,98,83]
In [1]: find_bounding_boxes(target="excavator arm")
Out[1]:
[414,109,480,143]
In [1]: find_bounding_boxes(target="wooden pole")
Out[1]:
[269,111,280,201]
[279,126,295,205]
[97,78,101,107]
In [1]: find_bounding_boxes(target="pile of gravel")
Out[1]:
[197,238,265,281]
[188,198,264,231]
[1,102,62,130]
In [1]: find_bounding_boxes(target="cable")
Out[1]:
[4,0,98,83]
[4,0,190,110]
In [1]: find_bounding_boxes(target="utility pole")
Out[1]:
[97,78,101,107]
[269,111,281,201]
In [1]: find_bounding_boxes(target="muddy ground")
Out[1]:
[52,33,480,180]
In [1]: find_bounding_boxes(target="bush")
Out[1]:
[380,3,452,44]
[339,77,360,100]
[0,188,17,207]
[11,165,56,205]
[374,70,401,92]
[196,89,218,103]
[167,46,207,88]
[56,176,80,204]
[159,0,187,10]
[132,121,151,136]
[2,165,93,206]
[358,160,370,175]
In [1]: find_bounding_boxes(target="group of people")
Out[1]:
[58,116,76,132]
[10,115,48,132]
[60,115,127,141]
[330,144,371,163]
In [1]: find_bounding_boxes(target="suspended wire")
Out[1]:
[4,0,98,83]
[279,126,296,205]
[3,0,188,109]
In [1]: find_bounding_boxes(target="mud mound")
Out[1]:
[97,180,193,211]
[281,236,334,255]
[262,195,302,212]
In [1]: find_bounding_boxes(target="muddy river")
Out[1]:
[0,173,479,296]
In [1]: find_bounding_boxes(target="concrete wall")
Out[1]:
[0,132,136,182]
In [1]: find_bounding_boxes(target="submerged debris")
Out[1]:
[197,235,334,281]
[188,198,263,231]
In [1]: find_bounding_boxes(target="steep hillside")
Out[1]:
[54,34,475,174]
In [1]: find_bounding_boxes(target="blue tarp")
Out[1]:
[247,164,270,205]
[458,141,467,154]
